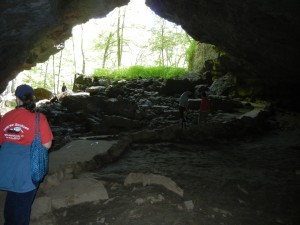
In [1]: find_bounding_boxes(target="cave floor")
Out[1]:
[51,113,300,225]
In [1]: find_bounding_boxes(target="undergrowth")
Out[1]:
[93,66,188,80]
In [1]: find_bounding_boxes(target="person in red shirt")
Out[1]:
[0,84,53,225]
[198,91,210,124]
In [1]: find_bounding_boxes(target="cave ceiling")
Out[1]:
[0,0,299,105]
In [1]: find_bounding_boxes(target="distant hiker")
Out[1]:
[179,90,192,128]
[61,82,67,92]
[198,91,210,124]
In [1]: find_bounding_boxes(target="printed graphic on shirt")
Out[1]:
[3,123,29,141]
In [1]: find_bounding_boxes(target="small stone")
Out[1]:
[184,200,194,210]
[135,198,145,205]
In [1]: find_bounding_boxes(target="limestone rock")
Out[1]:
[34,88,53,101]
[124,172,184,197]
[31,196,52,220]
[45,178,109,209]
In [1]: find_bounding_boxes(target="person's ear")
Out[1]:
[16,96,23,106]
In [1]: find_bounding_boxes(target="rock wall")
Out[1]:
[145,0,300,109]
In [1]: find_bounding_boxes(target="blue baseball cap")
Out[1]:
[15,84,34,100]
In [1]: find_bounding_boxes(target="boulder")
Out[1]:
[34,88,53,101]
[209,73,236,96]
[160,73,202,96]
[124,173,184,197]
[86,86,106,96]
[73,74,93,92]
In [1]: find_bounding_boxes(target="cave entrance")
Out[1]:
[1,0,221,114]
[12,0,192,94]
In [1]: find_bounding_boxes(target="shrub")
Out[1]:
[93,66,187,80]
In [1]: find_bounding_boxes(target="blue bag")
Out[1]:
[30,112,48,185]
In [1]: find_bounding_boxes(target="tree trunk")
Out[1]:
[43,60,48,88]
[117,7,126,68]
[52,55,56,94]
[57,50,63,93]
[117,9,121,68]
[80,25,86,74]
[160,21,165,66]
[72,36,77,74]
[102,32,113,69]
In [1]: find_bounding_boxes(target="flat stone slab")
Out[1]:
[124,173,184,197]
[28,139,117,222]
[238,103,267,119]
[46,178,108,209]
[49,139,117,173]
[31,177,109,220]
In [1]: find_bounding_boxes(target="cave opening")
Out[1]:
[5,0,189,91]
[1,0,225,112]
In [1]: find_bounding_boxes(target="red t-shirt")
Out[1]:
[200,97,210,112]
[0,108,53,146]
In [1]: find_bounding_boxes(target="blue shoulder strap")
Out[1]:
[34,112,41,139]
